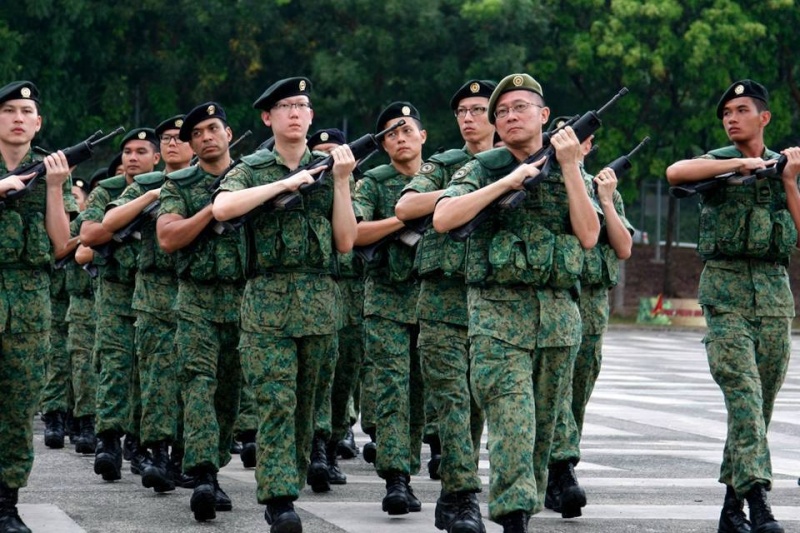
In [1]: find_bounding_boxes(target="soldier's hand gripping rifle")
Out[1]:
[0,127,125,210]
[448,88,629,242]
[593,136,651,196]
[669,154,789,199]
[219,120,407,234]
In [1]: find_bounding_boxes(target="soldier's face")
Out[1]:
[310,141,341,154]
[189,118,231,163]
[159,128,193,168]
[381,118,426,165]
[262,96,313,143]
[456,96,494,146]
[122,140,160,179]
[721,97,770,143]
[0,99,41,147]
[494,90,549,148]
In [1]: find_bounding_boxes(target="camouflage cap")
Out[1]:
[716,79,769,119]
[449,79,497,110]
[119,128,157,151]
[0,81,40,105]
[155,115,186,139]
[253,77,312,111]
[179,102,227,141]
[308,128,346,149]
[488,73,544,124]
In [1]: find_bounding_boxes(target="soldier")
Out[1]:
[433,73,600,532]
[80,127,160,482]
[545,119,633,519]
[157,102,244,522]
[666,79,800,533]
[394,79,496,533]
[102,115,193,493]
[0,80,74,533]
[213,77,357,532]
[352,102,426,516]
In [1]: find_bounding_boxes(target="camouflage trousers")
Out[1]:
[234,380,257,437]
[94,311,137,436]
[703,309,791,498]
[359,340,377,433]
[40,311,72,414]
[549,332,603,464]
[470,335,574,520]
[178,316,241,474]
[240,332,333,503]
[330,322,364,443]
[364,315,424,478]
[137,311,179,446]
[67,304,97,418]
[312,333,338,440]
[419,318,483,493]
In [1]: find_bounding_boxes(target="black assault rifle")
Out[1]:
[593,136,651,196]
[0,127,125,210]
[669,154,788,199]
[448,88,629,242]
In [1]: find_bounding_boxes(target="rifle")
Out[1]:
[220,119,407,233]
[448,88,629,242]
[353,225,422,263]
[593,136,650,196]
[0,127,125,209]
[669,154,788,199]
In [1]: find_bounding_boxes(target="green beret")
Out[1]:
[488,73,544,124]
[155,115,186,139]
[376,101,421,132]
[253,77,312,111]
[308,128,346,149]
[106,153,122,177]
[716,79,769,119]
[179,102,227,142]
[546,115,573,134]
[0,81,40,105]
[450,79,497,110]
[119,128,157,151]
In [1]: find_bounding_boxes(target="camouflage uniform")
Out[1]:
[439,147,583,520]
[40,266,72,415]
[219,147,341,503]
[82,176,139,439]
[353,163,423,479]
[159,165,244,475]
[108,172,179,447]
[403,148,484,493]
[550,177,632,464]
[0,150,75,488]
[695,145,794,498]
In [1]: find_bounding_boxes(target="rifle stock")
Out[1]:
[669,154,788,199]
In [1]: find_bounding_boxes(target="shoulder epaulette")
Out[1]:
[362,164,398,182]
[474,147,516,171]
[240,149,277,168]
[96,175,128,194]
[429,148,470,168]
[707,146,742,159]
[133,170,165,188]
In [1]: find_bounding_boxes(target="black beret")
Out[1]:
[253,77,312,111]
[106,153,123,177]
[0,81,40,105]
[716,79,769,119]
[155,115,186,139]
[308,128,346,149]
[376,101,421,132]
[119,128,157,151]
[488,73,544,124]
[450,79,497,110]
[87,167,108,191]
[546,115,573,134]
[179,102,227,142]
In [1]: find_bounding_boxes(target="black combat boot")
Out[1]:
[718,485,751,533]
[326,439,347,485]
[264,497,301,533]
[337,426,359,459]
[93,431,122,481]
[744,484,784,533]
[0,484,31,533]
[426,434,443,480]
[382,472,410,515]
[435,490,458,530]
[141,441,175,493]
[128,437,153,476]
[238,430,256,468]
[498,510,529,533]
[362,427,377,465]
[544,465,562,512]
[550,460,586,518]
[168,447,196,489]
[449,491,485,533]
[213,473,232,512]
[74,415,96,454]
[405,474,421,512]
[66,412,80,445]
[122,433,135,461]
[306,433,330,493]
[229,439,242,455]
[43,410,65,449]
[190,470,217,522]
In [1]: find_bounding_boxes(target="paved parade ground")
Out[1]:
[20,327,800,532]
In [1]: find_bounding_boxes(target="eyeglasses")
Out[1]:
[272,102,312,112]
[454,106,488,118]
[160,134,184,144]
[493,101,542,119]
